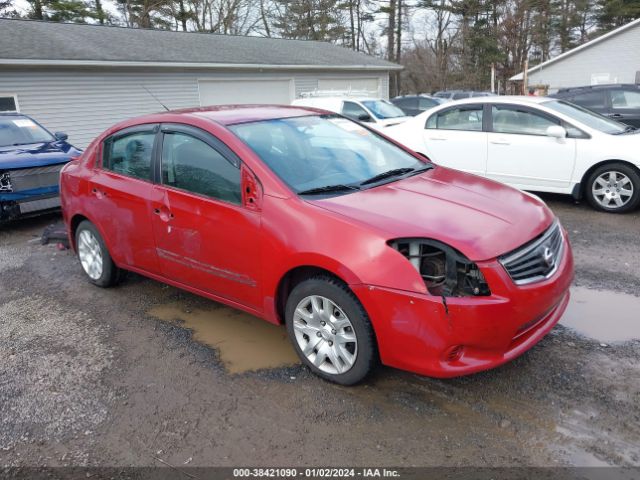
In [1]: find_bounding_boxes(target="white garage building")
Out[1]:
[511,18,640,93]
[0,19,401,148]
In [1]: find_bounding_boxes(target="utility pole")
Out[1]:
[491,63,495,94]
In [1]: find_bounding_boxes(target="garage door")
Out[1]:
[198,79,293,106]
[317,78,380,97]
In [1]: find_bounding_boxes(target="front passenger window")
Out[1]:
[492,106,558,135]
[161,132,241,204]
[103,132,154,180]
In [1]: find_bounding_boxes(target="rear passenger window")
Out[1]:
[103,132,154,180]
[161,132,241,205]
[427,106,484,131]
[569,91,606,109]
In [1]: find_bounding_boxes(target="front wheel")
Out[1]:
[585,163,640,213]
[285,276,377,385]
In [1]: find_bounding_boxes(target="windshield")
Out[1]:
[542,100,627,134]
[361,100,406,119]
[230,115,426,194]
[0,116,55,147]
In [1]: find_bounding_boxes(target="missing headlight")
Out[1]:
[0,172,11,192]
[389,239,491,297]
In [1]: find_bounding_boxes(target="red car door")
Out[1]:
[150,124,262,311]
[87,125,160,274]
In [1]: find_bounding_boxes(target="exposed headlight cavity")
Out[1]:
[0,172,11,192]
[389,239,491,297]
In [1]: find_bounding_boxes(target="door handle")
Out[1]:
[490,140,510,145]
[91,187,107,198]
[153,207,174,222]
[428,137,447,141]
[608,113,623,118]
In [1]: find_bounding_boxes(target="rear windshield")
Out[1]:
[0,117,55,147]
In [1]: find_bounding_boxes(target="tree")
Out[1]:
[597,0,640,30]
[271,0,346,41]
[115,0,173,28]
[0,0,20,17]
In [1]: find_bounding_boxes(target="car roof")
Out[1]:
[295,96,380,102]
[130,104,326,127]
[392,94,436,99]
[440,95,551,106]
[557,84,640,93]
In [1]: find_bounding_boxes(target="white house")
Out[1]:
[511,18,640,93]
[0,19,401,148]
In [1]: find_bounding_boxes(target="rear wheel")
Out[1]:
[285,276,377,385]
[586,163,640,213]
[75,220,120,287]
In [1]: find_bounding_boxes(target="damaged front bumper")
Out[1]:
[351,235,574,378]
[0,186,61,222]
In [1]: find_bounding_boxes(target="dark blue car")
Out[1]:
[0,113,81,223]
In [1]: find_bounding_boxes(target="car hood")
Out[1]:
[309,167,554,261]
[0,142,81,169]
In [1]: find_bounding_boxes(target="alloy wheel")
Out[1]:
[77,229,103,280]
[292,295,358,375]
[592,171,634,209]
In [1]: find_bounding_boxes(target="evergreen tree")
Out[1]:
[273,0,346,41]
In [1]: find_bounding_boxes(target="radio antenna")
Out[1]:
[141,85,169,111]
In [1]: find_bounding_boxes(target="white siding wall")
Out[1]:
[1,67,390,148]
[528,24,640,92]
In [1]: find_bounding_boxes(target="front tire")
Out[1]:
[285,276,377,385]
[75,220,120,287]
[585,163,640,213]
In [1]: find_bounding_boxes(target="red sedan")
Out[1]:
[60,105,574,385]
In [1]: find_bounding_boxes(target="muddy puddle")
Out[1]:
[149,303,299,373]
[560,287,640,343]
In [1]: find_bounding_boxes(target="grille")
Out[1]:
[500,221,564,285]
[9,164,64,192]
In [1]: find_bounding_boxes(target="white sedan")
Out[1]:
[385,96,640,213]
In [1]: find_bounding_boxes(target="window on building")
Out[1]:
[0,96,18,112]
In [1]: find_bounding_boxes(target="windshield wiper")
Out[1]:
[298,184,360,195]
[360,165,433,186]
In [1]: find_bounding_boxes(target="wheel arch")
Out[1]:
[273,265,356,326]
[577,159,640,199]
[69,213,91,251]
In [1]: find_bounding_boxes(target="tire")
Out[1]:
[75,220,121,287]
[285,275,377,385]
[585,162,640,213]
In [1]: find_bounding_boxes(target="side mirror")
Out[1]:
[54,132,69,142]
[546,126,566,139]
[358,113,373,122]
[241,164,263,212]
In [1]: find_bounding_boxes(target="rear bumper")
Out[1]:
[352,233,574,378]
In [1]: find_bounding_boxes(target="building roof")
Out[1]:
[0,18,401,71]
[511,18,640,80]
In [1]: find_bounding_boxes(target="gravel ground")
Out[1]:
[0,196,638,470]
